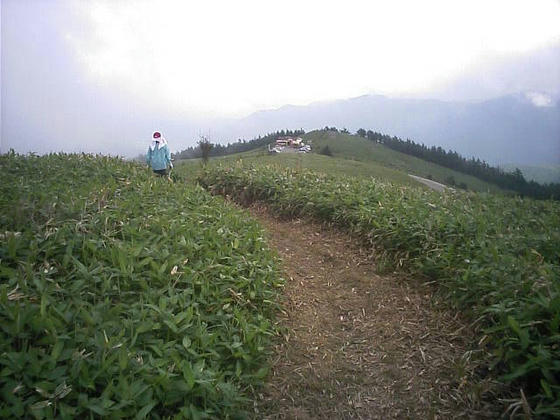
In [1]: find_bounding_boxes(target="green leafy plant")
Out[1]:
[0,152,283,418]
[198,162,560,416]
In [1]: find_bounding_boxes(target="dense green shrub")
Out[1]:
[199,163,560,416]
[0,153,282,418]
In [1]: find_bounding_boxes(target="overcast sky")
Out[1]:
[1,0,559,156]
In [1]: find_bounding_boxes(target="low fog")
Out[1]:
[1,1,559,162]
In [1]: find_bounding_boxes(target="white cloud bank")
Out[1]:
[526,92,554,107]
[67,0,560,117]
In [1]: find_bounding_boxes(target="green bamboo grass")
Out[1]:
[0,153,282,418]
[198,162,560,417]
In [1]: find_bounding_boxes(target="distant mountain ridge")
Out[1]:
[226,94,560,166]
[501,164,560,184]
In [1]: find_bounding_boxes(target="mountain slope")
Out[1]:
[303,130,503,192]
[231,94,560,166]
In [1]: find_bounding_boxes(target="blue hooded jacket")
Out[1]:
[146,138,172,171]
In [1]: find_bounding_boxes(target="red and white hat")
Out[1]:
[153,131,161,139]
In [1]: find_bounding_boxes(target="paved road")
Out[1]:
[408,174,448,192]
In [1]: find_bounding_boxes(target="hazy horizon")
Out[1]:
[1,0,559,159]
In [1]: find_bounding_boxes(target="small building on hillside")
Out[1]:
[269,137,310,154]
[275,136,303,147]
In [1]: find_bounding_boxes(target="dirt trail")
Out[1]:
[249,206,501,419]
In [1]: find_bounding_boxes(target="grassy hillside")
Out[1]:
[176,147,473,190]
[303,130,504,193]
[176,150,419,187]
[0,153,282,418]
[176,130,508,192]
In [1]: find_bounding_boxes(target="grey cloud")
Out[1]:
[0,1,204,157]
[427,42,560,102]
[1,1,559,160]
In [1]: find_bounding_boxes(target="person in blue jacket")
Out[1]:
[146,131,173,178]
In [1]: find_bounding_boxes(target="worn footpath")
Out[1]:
[248,206,504,419]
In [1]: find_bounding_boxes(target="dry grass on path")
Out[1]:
[249,206,506,419]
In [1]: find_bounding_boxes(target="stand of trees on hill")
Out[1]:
[173,129,305,160]
[356,128,560,200]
